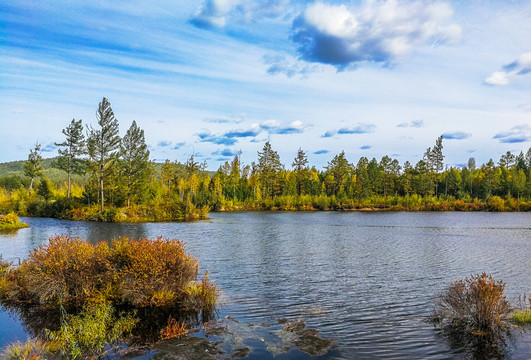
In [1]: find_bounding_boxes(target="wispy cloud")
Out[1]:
[262,54,318,77]
[493,124,531,143]
[197,130,238,146]
[158,141,172,147]
[291,1,461,69]
[172,142,186,150]
[322,123,376,137]
[41,143,56,152]
[203,114,245,124]
[212,148,239,157]
[225,124,261,138]
[442,131,471,140]
[260,120,305,135]
[485,53,531,85]
[197,124,261,146]
[397,120,424,128]
[314,149,329,155]
[190,0,289,29]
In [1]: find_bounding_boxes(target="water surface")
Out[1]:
[1,212,530,359]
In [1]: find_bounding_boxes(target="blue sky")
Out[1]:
[1,0,530,170]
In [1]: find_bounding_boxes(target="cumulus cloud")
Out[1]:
[397,119,424,128]
[314,149,329,154]
[260,119,305,134]
[191,0,289,28]
[485,53,531,85]
[291,1,461,69]
[493,124,531,143]
[442,131,471,140]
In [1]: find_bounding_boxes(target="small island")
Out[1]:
[0,212,28,230]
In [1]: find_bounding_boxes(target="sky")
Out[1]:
[1,0,530,170]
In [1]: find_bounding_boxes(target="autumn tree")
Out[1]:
[87,97,121,212]
[54,119,86,198]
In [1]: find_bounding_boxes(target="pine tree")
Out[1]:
[292,148,309,196]
[55,119,86,198]
[120,120,150,207]
[257,141,284,198]
[87,97,121,212]
[325,151,352,196]
[23,142,43,196]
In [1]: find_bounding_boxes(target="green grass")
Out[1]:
[513,310,531,324]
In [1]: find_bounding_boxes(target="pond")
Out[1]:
[1,212,530,359]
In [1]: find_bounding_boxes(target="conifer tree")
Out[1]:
[292,148,309,196]
[87,97,121,212]
[23,142,43,196]
[120,120,150,207]
[55,119,86,198]
[257,141,283,198]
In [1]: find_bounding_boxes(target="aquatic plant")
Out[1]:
[434,273,511,335]
[512,293,531,325]
[46,303,137,359]
[0,235,217,310]
[1,339,48,360]
[160,317,188,339]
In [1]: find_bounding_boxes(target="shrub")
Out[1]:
[0,235,217,311]
[434,273,511,335]
[0,212,28,230]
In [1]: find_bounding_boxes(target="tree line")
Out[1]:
[3,97,531,221]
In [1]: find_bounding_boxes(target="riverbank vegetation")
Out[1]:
[1,98,530,222]
[0,235,217,359]
[0,212,28,230]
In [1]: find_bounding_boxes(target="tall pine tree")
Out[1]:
[120,120,150,207]
[87,97,121,212]
[55,119,86,198]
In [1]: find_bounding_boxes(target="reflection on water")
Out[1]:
[0,212,530,359]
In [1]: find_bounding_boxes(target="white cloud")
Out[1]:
[485,71,509,85]
[191,0,290,28]
[292,0,461,68]
[485,52,531,86]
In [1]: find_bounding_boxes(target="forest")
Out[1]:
[1,97,531,222]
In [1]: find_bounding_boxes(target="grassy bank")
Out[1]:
[0,212,28,230]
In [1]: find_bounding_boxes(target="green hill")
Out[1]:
[0,157,86,185]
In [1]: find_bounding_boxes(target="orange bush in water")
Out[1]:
[1,235,217,310]
[160,317,188,339]
[435,273,511,334]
